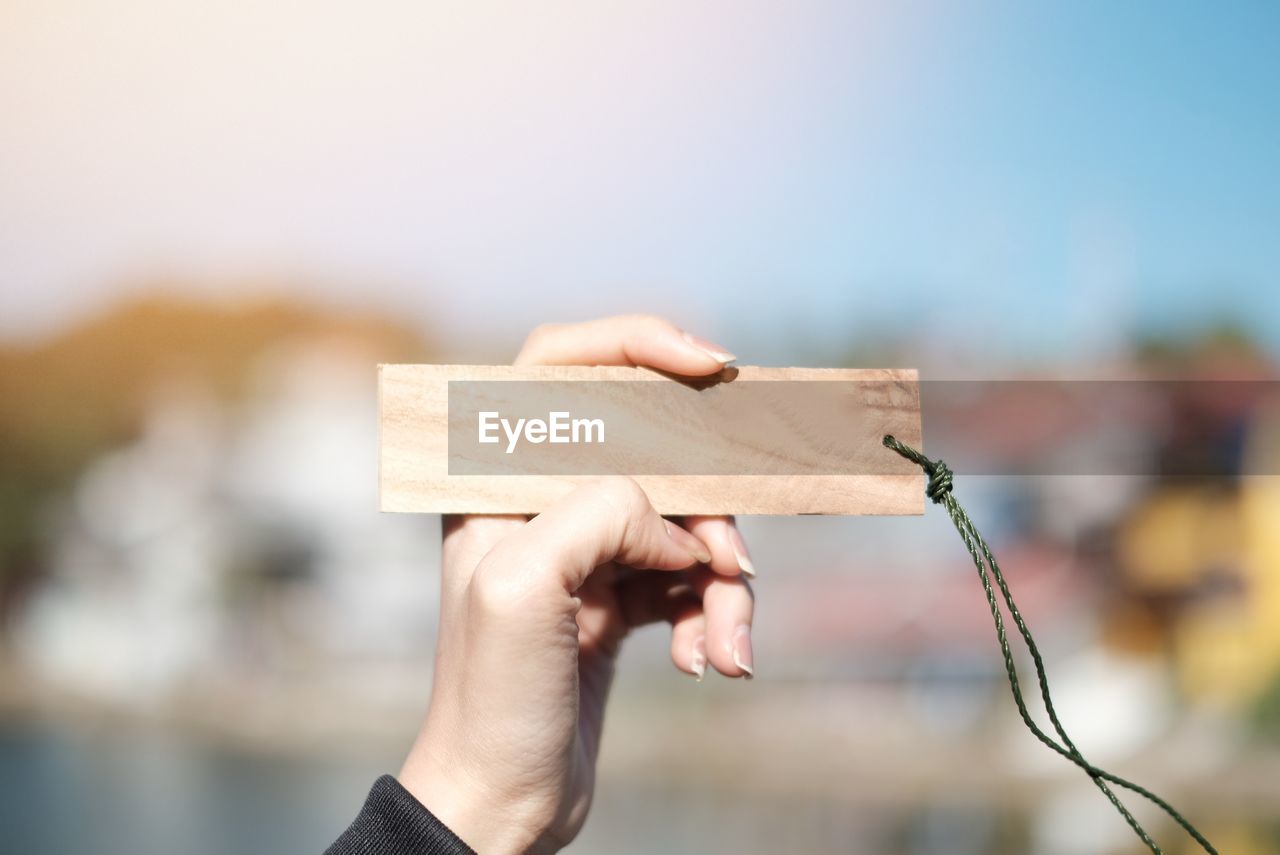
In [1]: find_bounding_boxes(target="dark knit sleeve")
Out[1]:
[325,775,476,855]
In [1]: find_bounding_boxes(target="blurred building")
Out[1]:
[1,297,443,734]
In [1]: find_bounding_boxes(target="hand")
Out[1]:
[398,315,757,854]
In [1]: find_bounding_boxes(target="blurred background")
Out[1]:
[2,2,1279,853]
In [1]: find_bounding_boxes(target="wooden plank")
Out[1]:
[379,364,923,515]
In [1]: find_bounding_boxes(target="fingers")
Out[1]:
[514,314,735,376]
[440,514,527,607]
[502,314,748,675]
[474,477,711,601]
[443,514,527,570]
[691,566,755,679]
[609,560,755,681]
[611,572,706,678]
[681,516,755,578]
[671,609,708,681]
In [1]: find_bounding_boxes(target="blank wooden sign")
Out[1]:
[379,364,923,515]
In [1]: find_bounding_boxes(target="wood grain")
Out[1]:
[379,364,923,515]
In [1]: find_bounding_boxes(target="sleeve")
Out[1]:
[325,774,477,855]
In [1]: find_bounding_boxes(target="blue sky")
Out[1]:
[1,1,1276,365]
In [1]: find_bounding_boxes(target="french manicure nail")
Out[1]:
[727,524,756,578]
[691,636,707,682]
[681,331,737,364]
[731,625,754,679]
[665,520,712,564]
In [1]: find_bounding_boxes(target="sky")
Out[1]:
[1,1,1277,364]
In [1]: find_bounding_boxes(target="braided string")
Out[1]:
[883,435,1216,855]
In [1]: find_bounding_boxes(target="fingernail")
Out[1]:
[665,521,712,564]
[681,332,737,364]
[727,524,756,578]
[731,625,754,679]
[691,636,706,682]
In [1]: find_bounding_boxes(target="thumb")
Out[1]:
[473,477,710,600]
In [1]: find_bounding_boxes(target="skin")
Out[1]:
[398,315,756,854]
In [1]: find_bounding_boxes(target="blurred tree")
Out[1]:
[0,291,436,613]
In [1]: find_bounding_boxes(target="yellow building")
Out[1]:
[1116,401,1280,707]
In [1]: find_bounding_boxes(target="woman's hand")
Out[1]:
[398,316,756,854]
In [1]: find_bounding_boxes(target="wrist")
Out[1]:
[400,743,551,855]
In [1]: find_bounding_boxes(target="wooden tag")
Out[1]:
[379,364,923,515]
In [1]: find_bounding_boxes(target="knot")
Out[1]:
[882,434,953,504]
[924,459,953,503]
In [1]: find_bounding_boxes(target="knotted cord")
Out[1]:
[882,435,1216,855]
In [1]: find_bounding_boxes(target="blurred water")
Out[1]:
[0,718,392,855]
[4,715,1276,855]
[0,716,1027,855]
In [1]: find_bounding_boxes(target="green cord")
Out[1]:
[882,435,1217,855]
